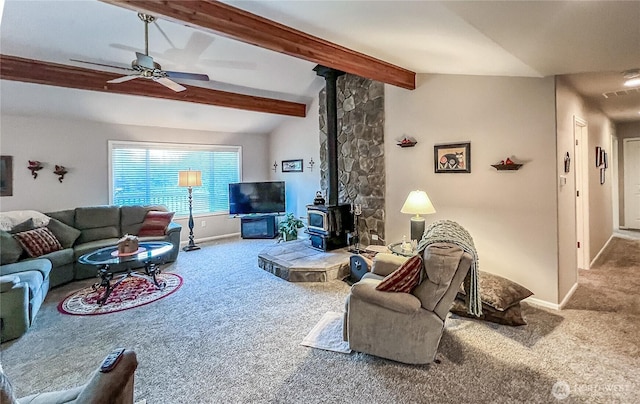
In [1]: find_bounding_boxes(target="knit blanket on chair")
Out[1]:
[417,220,482,317]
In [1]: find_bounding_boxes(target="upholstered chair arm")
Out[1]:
[0,275,20,293]
[0,259,52,280]
[165,221,182,236]
[370,253,409,277]
[74,350,138,404]
[351,278,421,314]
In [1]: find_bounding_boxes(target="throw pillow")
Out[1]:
[451,298,527,326]
[46,218,81,248]
[13,227,63,258]
[138,211,175,237]
[376,254,423,293]
[459,271,533,311]
[0,230,23,265]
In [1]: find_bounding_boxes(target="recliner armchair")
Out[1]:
[344,243,472,364]
[1,349,138,404]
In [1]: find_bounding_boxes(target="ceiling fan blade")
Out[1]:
[135,52,155,70]
[107,75,140,84]
[154,77,186,92]
[165,71,210,81]
[70,59,134,71]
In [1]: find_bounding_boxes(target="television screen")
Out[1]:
[228,181,286,215]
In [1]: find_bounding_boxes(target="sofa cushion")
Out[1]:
[74,206,120,244]
[45,209,75,227]
[376,254,423,293]
[36,248,75,269]
[46,219,81,248]
[459,271,533,311]
[0,230,23,265]
[13,228,63,258]
[413,243,464,311]
[138,211,175,237]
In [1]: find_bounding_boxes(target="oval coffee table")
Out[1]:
[78,241,173,305]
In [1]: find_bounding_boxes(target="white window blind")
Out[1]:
[109,141,241,216]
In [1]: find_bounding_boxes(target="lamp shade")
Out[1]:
[400,190,436,215]
[178,170,202,187]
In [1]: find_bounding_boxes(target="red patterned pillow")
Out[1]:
[376,255,423,293]
[138,211,175,237]
[13,227,63,258]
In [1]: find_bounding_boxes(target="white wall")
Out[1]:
[269,95,322,221]
[0,114,270,241]
[385,74,559,304]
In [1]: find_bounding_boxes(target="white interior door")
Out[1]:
[623,138,640,229]
[574,117,589,270]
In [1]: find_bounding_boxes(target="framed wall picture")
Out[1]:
[434,142,471,173]
[600,168,606,185]
[0,155,13,197]
[282,159,303,173]
[595,146,602,167]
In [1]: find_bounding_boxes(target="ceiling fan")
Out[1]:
[71,13,209,92]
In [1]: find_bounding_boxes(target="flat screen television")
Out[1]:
[228,181,286,215]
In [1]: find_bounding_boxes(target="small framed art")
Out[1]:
[434,142,471,173]
[0,156,13,197]
[282,159,303,173]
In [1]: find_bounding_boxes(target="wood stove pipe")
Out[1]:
[314,65,345,206]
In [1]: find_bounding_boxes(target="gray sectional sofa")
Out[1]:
[0,205,182,342]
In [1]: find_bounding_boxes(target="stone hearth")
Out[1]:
[257,240,351,282]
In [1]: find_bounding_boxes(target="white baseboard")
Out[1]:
[590,234,614,267]
[180,232,241,247]
[524,281,578,311]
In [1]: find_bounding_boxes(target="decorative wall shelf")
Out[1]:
[491,163,523,171]
[397,141,417,148]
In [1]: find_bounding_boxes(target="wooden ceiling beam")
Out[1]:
[0,55,306,117]
[99,0,416,90]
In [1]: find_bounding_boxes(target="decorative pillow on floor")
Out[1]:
[451,298,527,326]
[459,271,533,311]
[13,227,63,258]
[46,218,81,248]
[376,254,423,293]
[138,211,175,237]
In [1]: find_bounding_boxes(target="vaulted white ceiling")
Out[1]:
[1,0,639,133]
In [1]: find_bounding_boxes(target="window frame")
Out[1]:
[108,140,243,218]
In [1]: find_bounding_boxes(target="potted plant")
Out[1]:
[278,213,305,241]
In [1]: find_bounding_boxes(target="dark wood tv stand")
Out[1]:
[240,215,278,239]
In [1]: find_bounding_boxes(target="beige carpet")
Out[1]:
[1,236,638,403]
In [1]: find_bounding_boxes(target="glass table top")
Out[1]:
[78,241,173,266]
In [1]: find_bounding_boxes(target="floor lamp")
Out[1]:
[400,190,436,242]
[179,170,202,252]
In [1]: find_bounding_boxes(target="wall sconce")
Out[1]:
[273,161,278,172]
[28,160,43,179]
[307,158,315,171]
[54,165,68,183]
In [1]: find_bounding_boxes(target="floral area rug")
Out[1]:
[58,273,182,316]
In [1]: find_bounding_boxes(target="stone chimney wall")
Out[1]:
[319,74,385,246]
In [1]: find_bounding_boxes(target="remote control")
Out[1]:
[99,348,125,373]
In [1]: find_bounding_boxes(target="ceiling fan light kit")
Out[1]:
[74,12,209,92]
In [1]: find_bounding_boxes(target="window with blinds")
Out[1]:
[109,141,241,216]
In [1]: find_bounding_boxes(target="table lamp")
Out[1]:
[400,190,436,242]
[178,169,202,252]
